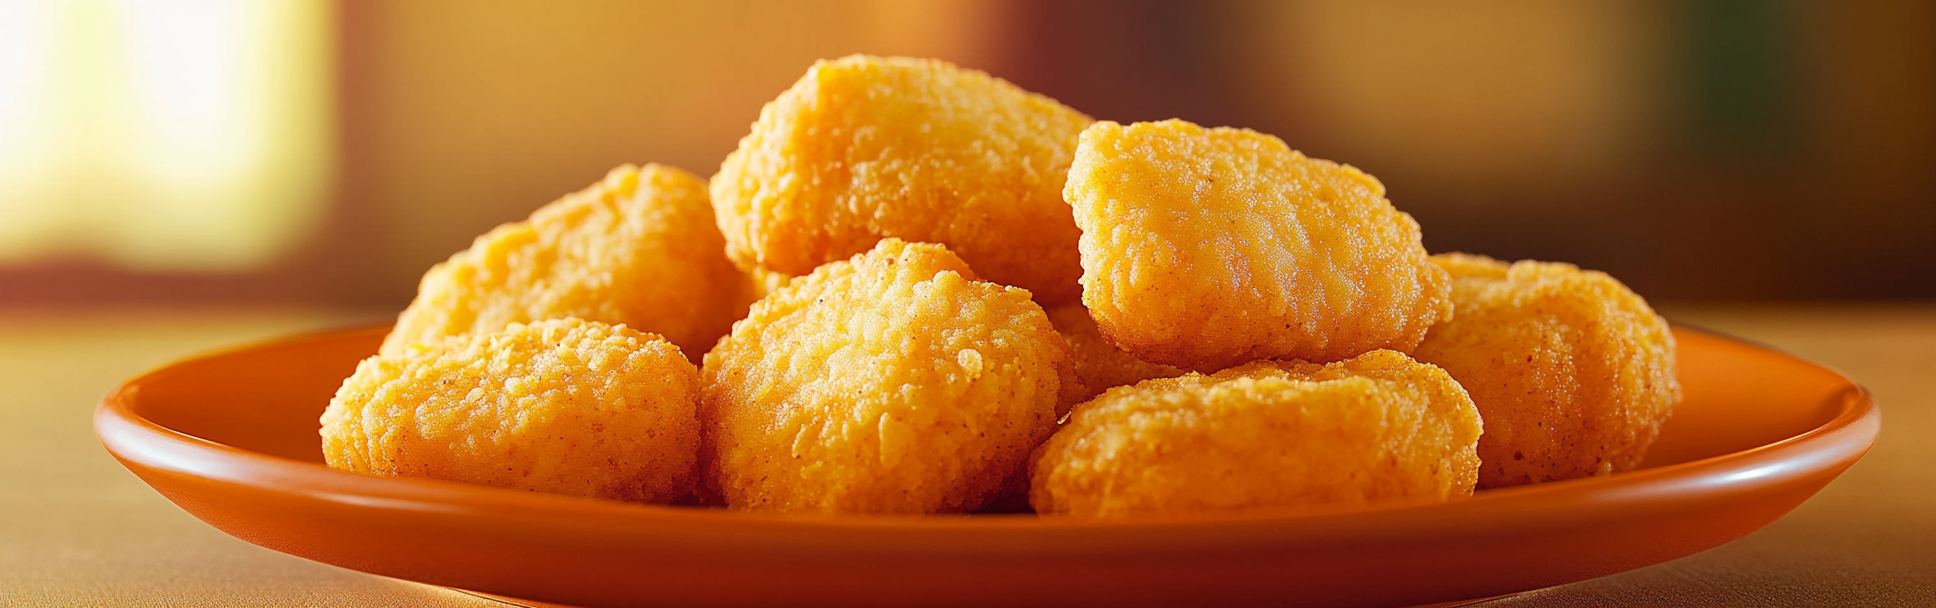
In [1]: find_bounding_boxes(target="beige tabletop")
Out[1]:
[1,305,1931,607]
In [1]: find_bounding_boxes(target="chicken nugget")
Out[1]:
[1030,350,1482,517]
[382,164,754,361]
[700,239,1079,514]
[1066,119,1452,370]
[321,318,701,503]
[712,55,1092,305]
[1045,302,1186,402]
[1412,253,1680,489]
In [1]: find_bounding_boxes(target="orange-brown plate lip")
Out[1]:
[93,323,1881,606]
[95,324,1877,532]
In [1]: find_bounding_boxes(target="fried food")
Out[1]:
[321,318,701,503]
[745,265,794,301]
[712,55,1093,305]
[700,239,1079,513]
[1045,302,1186,402]
[1412,253,1680,489]
[1030,350,1482,517]
[382,164,753,362]
[1065,119,1451,371]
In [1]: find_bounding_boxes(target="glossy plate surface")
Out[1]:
[96,325,1878,608]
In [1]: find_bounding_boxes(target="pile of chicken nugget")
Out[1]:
[319,56,1682,518]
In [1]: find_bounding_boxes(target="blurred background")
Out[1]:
[2,0,1931,310]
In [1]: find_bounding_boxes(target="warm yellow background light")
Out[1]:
[0,0,332,272]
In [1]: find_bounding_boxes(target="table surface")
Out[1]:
[1,304,1931,607]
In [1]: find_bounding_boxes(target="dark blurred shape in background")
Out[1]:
[2,0,1931,309]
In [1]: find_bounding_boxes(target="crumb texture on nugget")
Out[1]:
[1413,253,1680,489]
[700,239,1076,514]
[1030,350,1482,517]
[1046,302,1187,402]
[1066,119,1451,370]
[321,318,701,503]
[383,164,753,361]
[712,55,1093,304]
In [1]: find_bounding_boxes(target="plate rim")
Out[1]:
[95,323,1879,539]
[93,323,1883,607]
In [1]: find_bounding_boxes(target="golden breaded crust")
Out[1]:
[1413,253,1680,488]
[1046,302,1186,402]
[382,164,754,361]
[1030,350,1482,517]
[711,55,1093,305]
[745,265,794,302]
[700,239,1078,513]
[1066,119,1452,370]
[321,318,701,503]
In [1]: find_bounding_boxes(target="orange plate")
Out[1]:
[96,325,1877,608]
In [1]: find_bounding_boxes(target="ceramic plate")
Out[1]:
[96,325,1877,608]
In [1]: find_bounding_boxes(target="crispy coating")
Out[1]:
[1030,350,1482,517]
[1046,303,1186,402]
[745,265,794,302]
[383,164,754,362]
[700,239,1079,514]
[712,55,1093,305]
[1066,119,1452,370]
[1413,253,1680,489]
[321,318,701,503]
